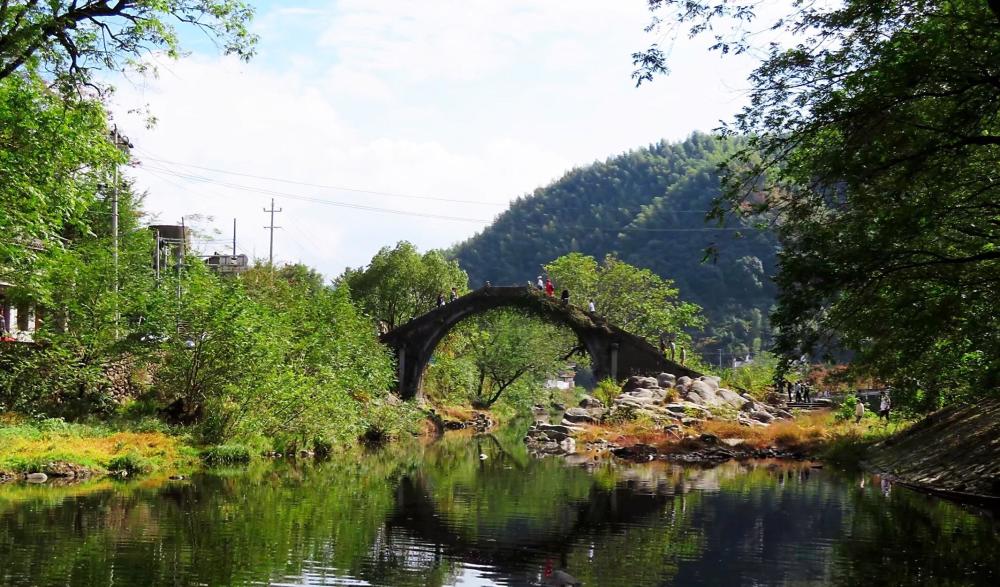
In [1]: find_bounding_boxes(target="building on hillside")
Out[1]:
[205,252,248,276]
[0,281,39,343]
[149,224,188,277]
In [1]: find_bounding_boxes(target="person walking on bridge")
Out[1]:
[588,299,596,313]
[545,279,554,297]
[450,287,458,302]
[436,293,445,307]
[561,289,570,305]
[537,275,544,290]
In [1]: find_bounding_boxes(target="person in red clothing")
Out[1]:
[545,279,554,296]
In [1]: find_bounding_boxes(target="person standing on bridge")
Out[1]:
[561,289,570,305]
[450,287,458,302]
[545,279,554,297]
[588,299,596,313]
[436,293,445,307]
[537,275,545,290]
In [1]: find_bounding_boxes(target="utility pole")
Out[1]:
[109,126,132,339]
[263,199,282,266]
[232,218,237,257]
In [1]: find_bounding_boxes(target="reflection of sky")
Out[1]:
[107,0,762,280]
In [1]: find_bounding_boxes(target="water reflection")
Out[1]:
[0,429,997,586]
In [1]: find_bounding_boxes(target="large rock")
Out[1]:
[563,407,598,424]
[624,375,659,391]
[698,375,722,391]
[657,373,677,388]
[676,376,693,389]
[628,388,656,399]
[579,395,604,409]
[686,380,720,405]
[717,388,751,410]
[750,410,775,424]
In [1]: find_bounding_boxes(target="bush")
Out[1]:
[106,452,152,476]
[593,378,621,407]
[201,444,252,465]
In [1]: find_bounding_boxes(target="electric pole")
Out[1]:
[232,218,237,257]
[263,199,282,266]
[109,126,132,339]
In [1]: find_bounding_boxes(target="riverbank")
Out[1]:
[863,397,1000,501]
[0,417,200,483]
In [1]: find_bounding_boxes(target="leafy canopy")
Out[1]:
[340,241,468,331]
[636,0,1000,408]
[0,0,256,89]
[544,252,703,345]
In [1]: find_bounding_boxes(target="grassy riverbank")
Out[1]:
[0,416,201,481]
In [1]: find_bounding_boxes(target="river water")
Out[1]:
[1,428,998,586]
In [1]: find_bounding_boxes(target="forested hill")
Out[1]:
[450,133,778,358]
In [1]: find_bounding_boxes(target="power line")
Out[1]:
[136,151,503,206]
[142,165,493,223]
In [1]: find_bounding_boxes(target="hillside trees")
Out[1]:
[450,134,778,356]
[635,0,1000,407]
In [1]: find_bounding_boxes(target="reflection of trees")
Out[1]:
[831,480,1000,586]
[2,438,997,587]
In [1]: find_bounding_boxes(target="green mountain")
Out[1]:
[451,133,778,361]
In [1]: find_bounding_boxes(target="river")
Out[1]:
[1,427,998,586]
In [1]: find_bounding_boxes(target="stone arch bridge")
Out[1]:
[380,285,700,399]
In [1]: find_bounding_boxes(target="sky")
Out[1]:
[110,0,760,280]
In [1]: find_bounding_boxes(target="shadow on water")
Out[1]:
[0,426,998,586]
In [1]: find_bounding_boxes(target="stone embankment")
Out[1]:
[865,397,1000,500]
[525,373,798,462]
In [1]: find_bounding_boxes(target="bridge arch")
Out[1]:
[379,286,699,399]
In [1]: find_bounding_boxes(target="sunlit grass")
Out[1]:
[0,418,198,477]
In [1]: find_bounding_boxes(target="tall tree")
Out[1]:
[339,241,469,330]
[635,0,1000,407]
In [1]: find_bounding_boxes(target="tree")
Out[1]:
[0,72,122,278]
[0,0,256,89]
[462,309,573,408]
[339,241,468,331]
[635,0,1000,408]
[544,252,703,345]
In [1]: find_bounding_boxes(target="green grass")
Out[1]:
[201,444,252,465]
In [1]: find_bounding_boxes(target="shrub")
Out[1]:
[106,452,152,476]
[201,444,252,465]
[593,378,621,407]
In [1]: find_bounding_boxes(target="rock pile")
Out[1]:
[524,372,795,459]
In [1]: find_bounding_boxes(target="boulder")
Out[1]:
[579,395,604,409]
[698,375,722,391]
[750,410,775,424]
[628,388,656,399]
[717,388,751,410]
[563,407,598,424]
[676,376,693,389]
[657,373,677,388]
[612,444,658,461]
[25,472,48,483]
[700,433,720,444]
[536,424,573,435]
[559,437,577,454]
[664,403,688,414]
[623,376,660,392]
[686,380,720,405]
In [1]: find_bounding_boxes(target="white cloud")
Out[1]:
[109,0,759,281]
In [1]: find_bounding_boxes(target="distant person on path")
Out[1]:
[450,287,458,302]
[537,276,545,290]
[803,384,811,403]
[436,293,445,307]
[545,279,554,297]
[786,381,793,403]
[879,391,891,421]
[854,394,866,423]
[680,347,687,366]
[561,289,570,305]
[588,299,596,313]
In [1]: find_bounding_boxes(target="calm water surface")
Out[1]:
[1,429,998,586]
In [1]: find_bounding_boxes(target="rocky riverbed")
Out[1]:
[525,373,801,463]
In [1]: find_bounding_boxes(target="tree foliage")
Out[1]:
[340,241,468,331]
[0,0,256,89]
[635,0,1000,408]
[544,252,703,345]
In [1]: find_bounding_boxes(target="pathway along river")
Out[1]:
[1,427,998,586]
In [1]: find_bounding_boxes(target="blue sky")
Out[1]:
[112,0,759,280]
